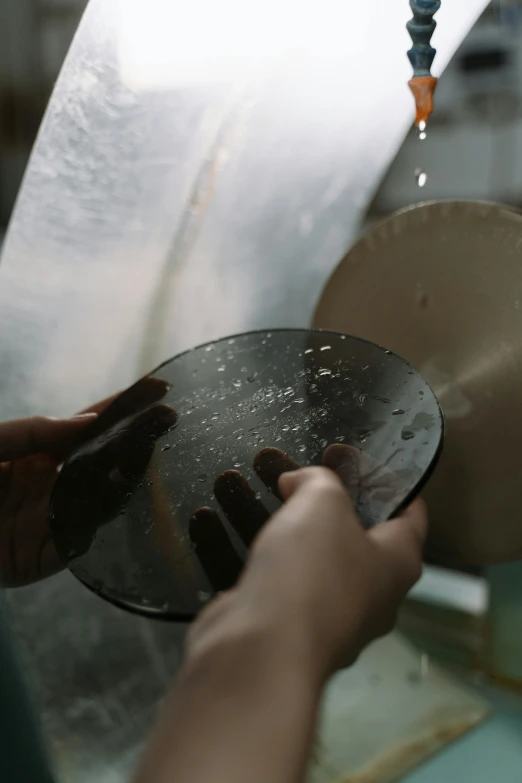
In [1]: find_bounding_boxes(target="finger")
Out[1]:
[80,376,171,435]
[323,442,406,525]
[189,507,244,592]
[78,393,121,416]
[322,443,361,487]
[116,404,178,480]
[50,460,128,560]
[213,470,270,547]
[277,465,349,508]
[322,443,393,488]
[372,498,428,548]
[369,498,428,590]
[0,414,98,462]
[52,405,178,558]
[54,400,175,467]
[253,447,300,500]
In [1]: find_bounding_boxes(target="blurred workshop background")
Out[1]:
[2,1,522,235]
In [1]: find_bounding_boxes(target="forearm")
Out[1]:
[134,622,324,783]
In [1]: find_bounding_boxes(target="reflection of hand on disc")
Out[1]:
[189,443,401,594]
[322,444,403,527]
[189,448,300,593]
[51,378,176,564]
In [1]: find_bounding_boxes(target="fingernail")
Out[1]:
[71,412,98,420]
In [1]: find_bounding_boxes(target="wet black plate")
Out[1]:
[50,329,443,620]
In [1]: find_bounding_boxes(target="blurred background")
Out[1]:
[0,0,88,232]
[367,0,522,226]
[3,1,522,236]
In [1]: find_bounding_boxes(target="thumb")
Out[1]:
[0,414,98,462]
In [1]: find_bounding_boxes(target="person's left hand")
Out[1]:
[0,411,102,586]
[0,377,171,587]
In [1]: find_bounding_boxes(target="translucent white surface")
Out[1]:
[0,0,488,421]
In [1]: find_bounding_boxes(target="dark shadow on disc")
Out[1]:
[50,329,443,621]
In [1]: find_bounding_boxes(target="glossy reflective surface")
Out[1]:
[51,329,443,619]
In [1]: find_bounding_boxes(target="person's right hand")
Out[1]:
[135,450,427,783]
[188,463,427,681]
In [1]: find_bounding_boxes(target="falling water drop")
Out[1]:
[415,168,427,188]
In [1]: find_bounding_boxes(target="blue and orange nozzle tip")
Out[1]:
[407,0,441,126]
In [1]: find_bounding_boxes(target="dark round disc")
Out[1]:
[50,329,443,620]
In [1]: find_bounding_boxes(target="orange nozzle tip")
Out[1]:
[408,76,438,126]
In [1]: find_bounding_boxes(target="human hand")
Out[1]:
[135,454,426,783]
[188,451,427,681]
[134,444,426,783]
[0,377,172,587]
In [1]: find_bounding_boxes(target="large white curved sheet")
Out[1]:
[0,0,489,417]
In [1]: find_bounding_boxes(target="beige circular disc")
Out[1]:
[313,201,522,565]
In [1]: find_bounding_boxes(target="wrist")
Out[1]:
[184,593,327,690]
[140,597,326,783]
